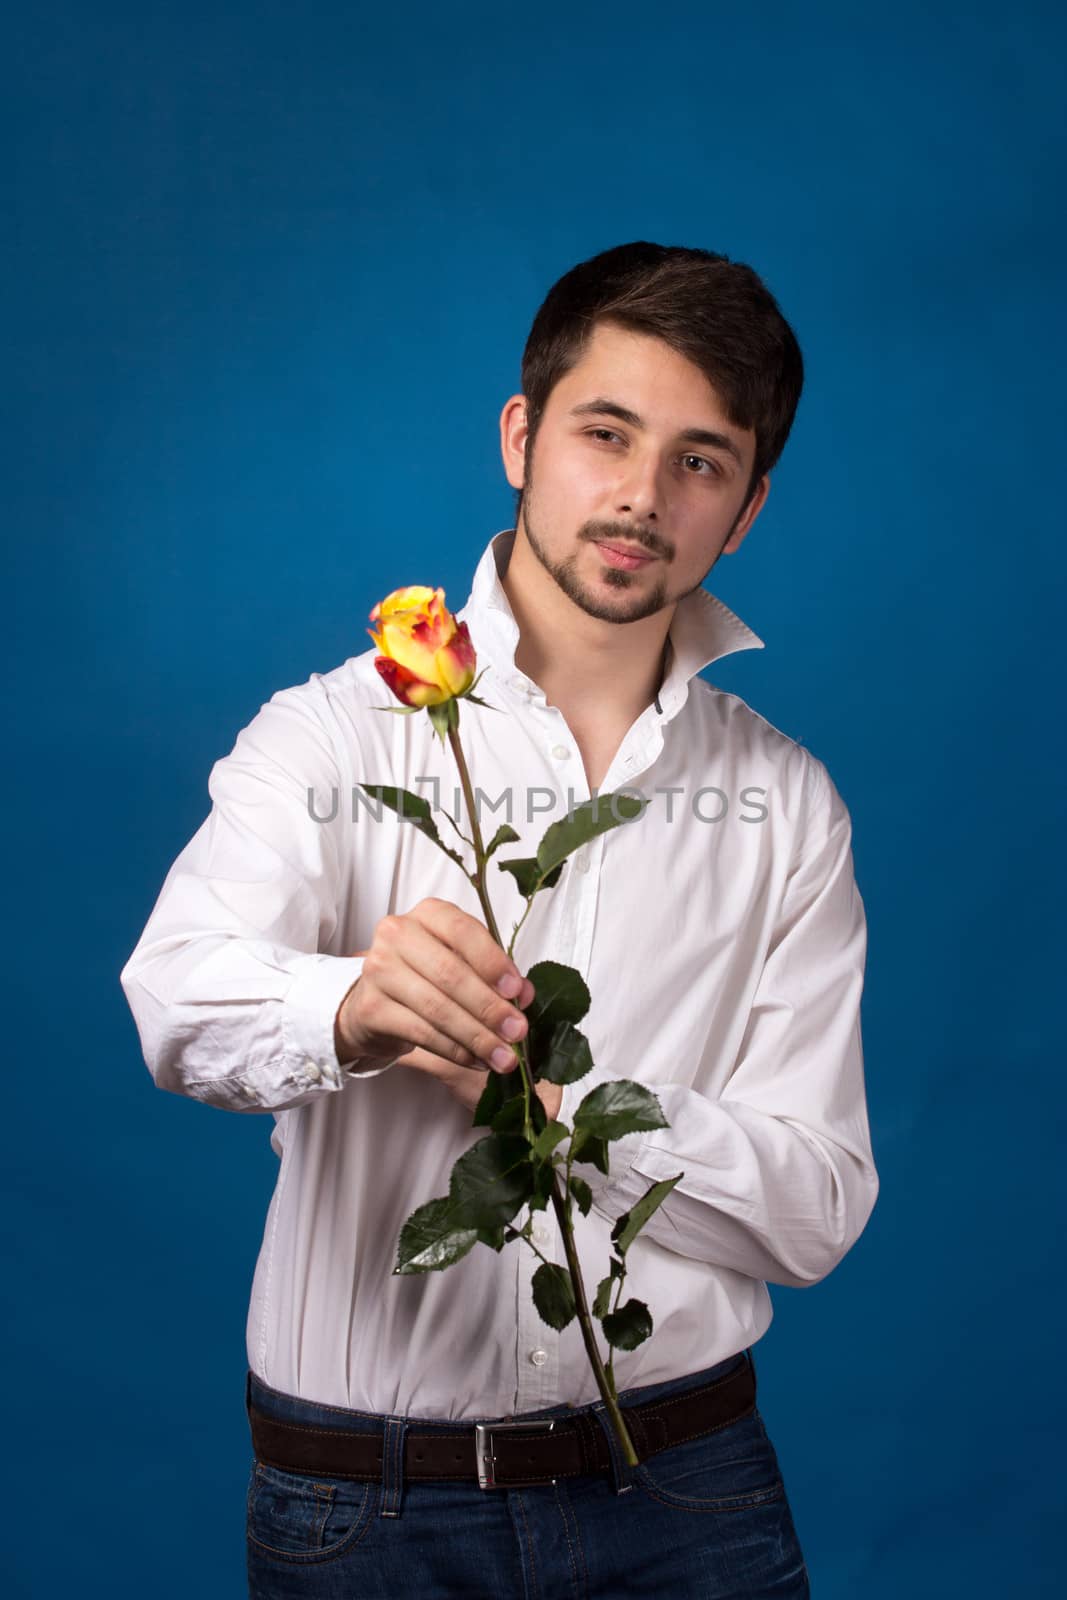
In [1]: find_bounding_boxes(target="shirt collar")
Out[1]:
[455,528,765,718]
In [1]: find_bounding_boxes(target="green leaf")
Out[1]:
[611,1175,683,1257]
[528,1158,557,1212]
[569,1128,610,1174]
[592,1273,615,1319]
[573,1081,669,1142]
[357,783,466,871]
[602,1298,654,1351]
[497,855,564,898]
[490,1095,529,1136]
[522,960,592,1079]
[568,1175,593,1216]
[357,781,428,820]
[472,1067,522,1128]
[476,1223,506,1251]
[593,1255,625,1319]
[539,1020,593,1085]
[535,792,649,877]
[486,1080,545,1138]
[472,1071,503,1127]
[525,960,591,1028]
[484,823,521,859]
[531,1120,569,1161]
[394,1197,478,1274]
[440,809,472,847]
[448,1135,535,1230]
[531,1262,576,1331]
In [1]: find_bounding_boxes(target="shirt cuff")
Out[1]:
[281,953,397,1088]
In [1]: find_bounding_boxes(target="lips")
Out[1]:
[593,541,657,571]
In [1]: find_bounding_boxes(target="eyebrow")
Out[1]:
[568,398,745,468]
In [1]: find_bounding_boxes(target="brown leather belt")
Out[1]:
[246,1351,756,1490]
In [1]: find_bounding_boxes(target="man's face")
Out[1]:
[501,319,769,625]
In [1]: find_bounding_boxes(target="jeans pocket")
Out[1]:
[635,1406,785,1512]
[246,1459,378,1563]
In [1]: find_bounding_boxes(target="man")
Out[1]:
[121,241,878,1597]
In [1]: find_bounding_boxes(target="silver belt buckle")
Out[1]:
[474,1419,556,1489]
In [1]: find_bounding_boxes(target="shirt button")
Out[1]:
[551,744,570,760]
[532,1226,549,1246]
[529,1349,549,1367]
[574,851,590,874]
[304,1060,322,1081]
[509,675,526,692]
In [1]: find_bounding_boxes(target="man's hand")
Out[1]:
[334,898,535,1079]
[534,1078,563,1121]
[393,1046,564,1121]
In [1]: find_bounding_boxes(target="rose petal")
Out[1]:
[372,585,438,622]
[373,656,446,708]
[436,625,477,696]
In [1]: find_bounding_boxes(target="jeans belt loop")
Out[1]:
[380,1417,407,1517]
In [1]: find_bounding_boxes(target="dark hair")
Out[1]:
[516,241,804,516]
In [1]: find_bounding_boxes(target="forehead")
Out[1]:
[563,320,740,411]
[549,320,754,457]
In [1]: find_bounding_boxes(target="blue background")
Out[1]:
[6,2,1064,1594]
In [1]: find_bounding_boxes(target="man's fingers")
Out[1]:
[362,975,518,1072]
[399,1044,483,1082]
[377,914,530,1069]
[410,898,534,1001]
[342,900,538,1071]
[356,991,482,1070]
[398,1046,490,1114]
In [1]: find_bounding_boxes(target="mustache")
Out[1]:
[582,524,672,560]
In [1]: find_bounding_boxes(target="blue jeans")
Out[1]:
[245,1350,811,1597]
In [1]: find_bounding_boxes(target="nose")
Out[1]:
[615,449,661,522]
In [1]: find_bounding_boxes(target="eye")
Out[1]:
[682,454,722,478]
[586,430,724,480]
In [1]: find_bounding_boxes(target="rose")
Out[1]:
[368,585,476,708]
[360,580,677,1468]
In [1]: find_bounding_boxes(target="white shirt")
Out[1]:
[120,527,878,1419]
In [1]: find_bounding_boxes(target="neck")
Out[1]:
[499,526,673,728]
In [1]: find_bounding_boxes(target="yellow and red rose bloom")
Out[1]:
[368,585,476,708]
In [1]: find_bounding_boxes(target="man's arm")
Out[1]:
[120,678,536,1113]
[561,756,879,1289]
[119,679,395,1113]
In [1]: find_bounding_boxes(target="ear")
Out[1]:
[722,473,770,555]
[499,395,530,492]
